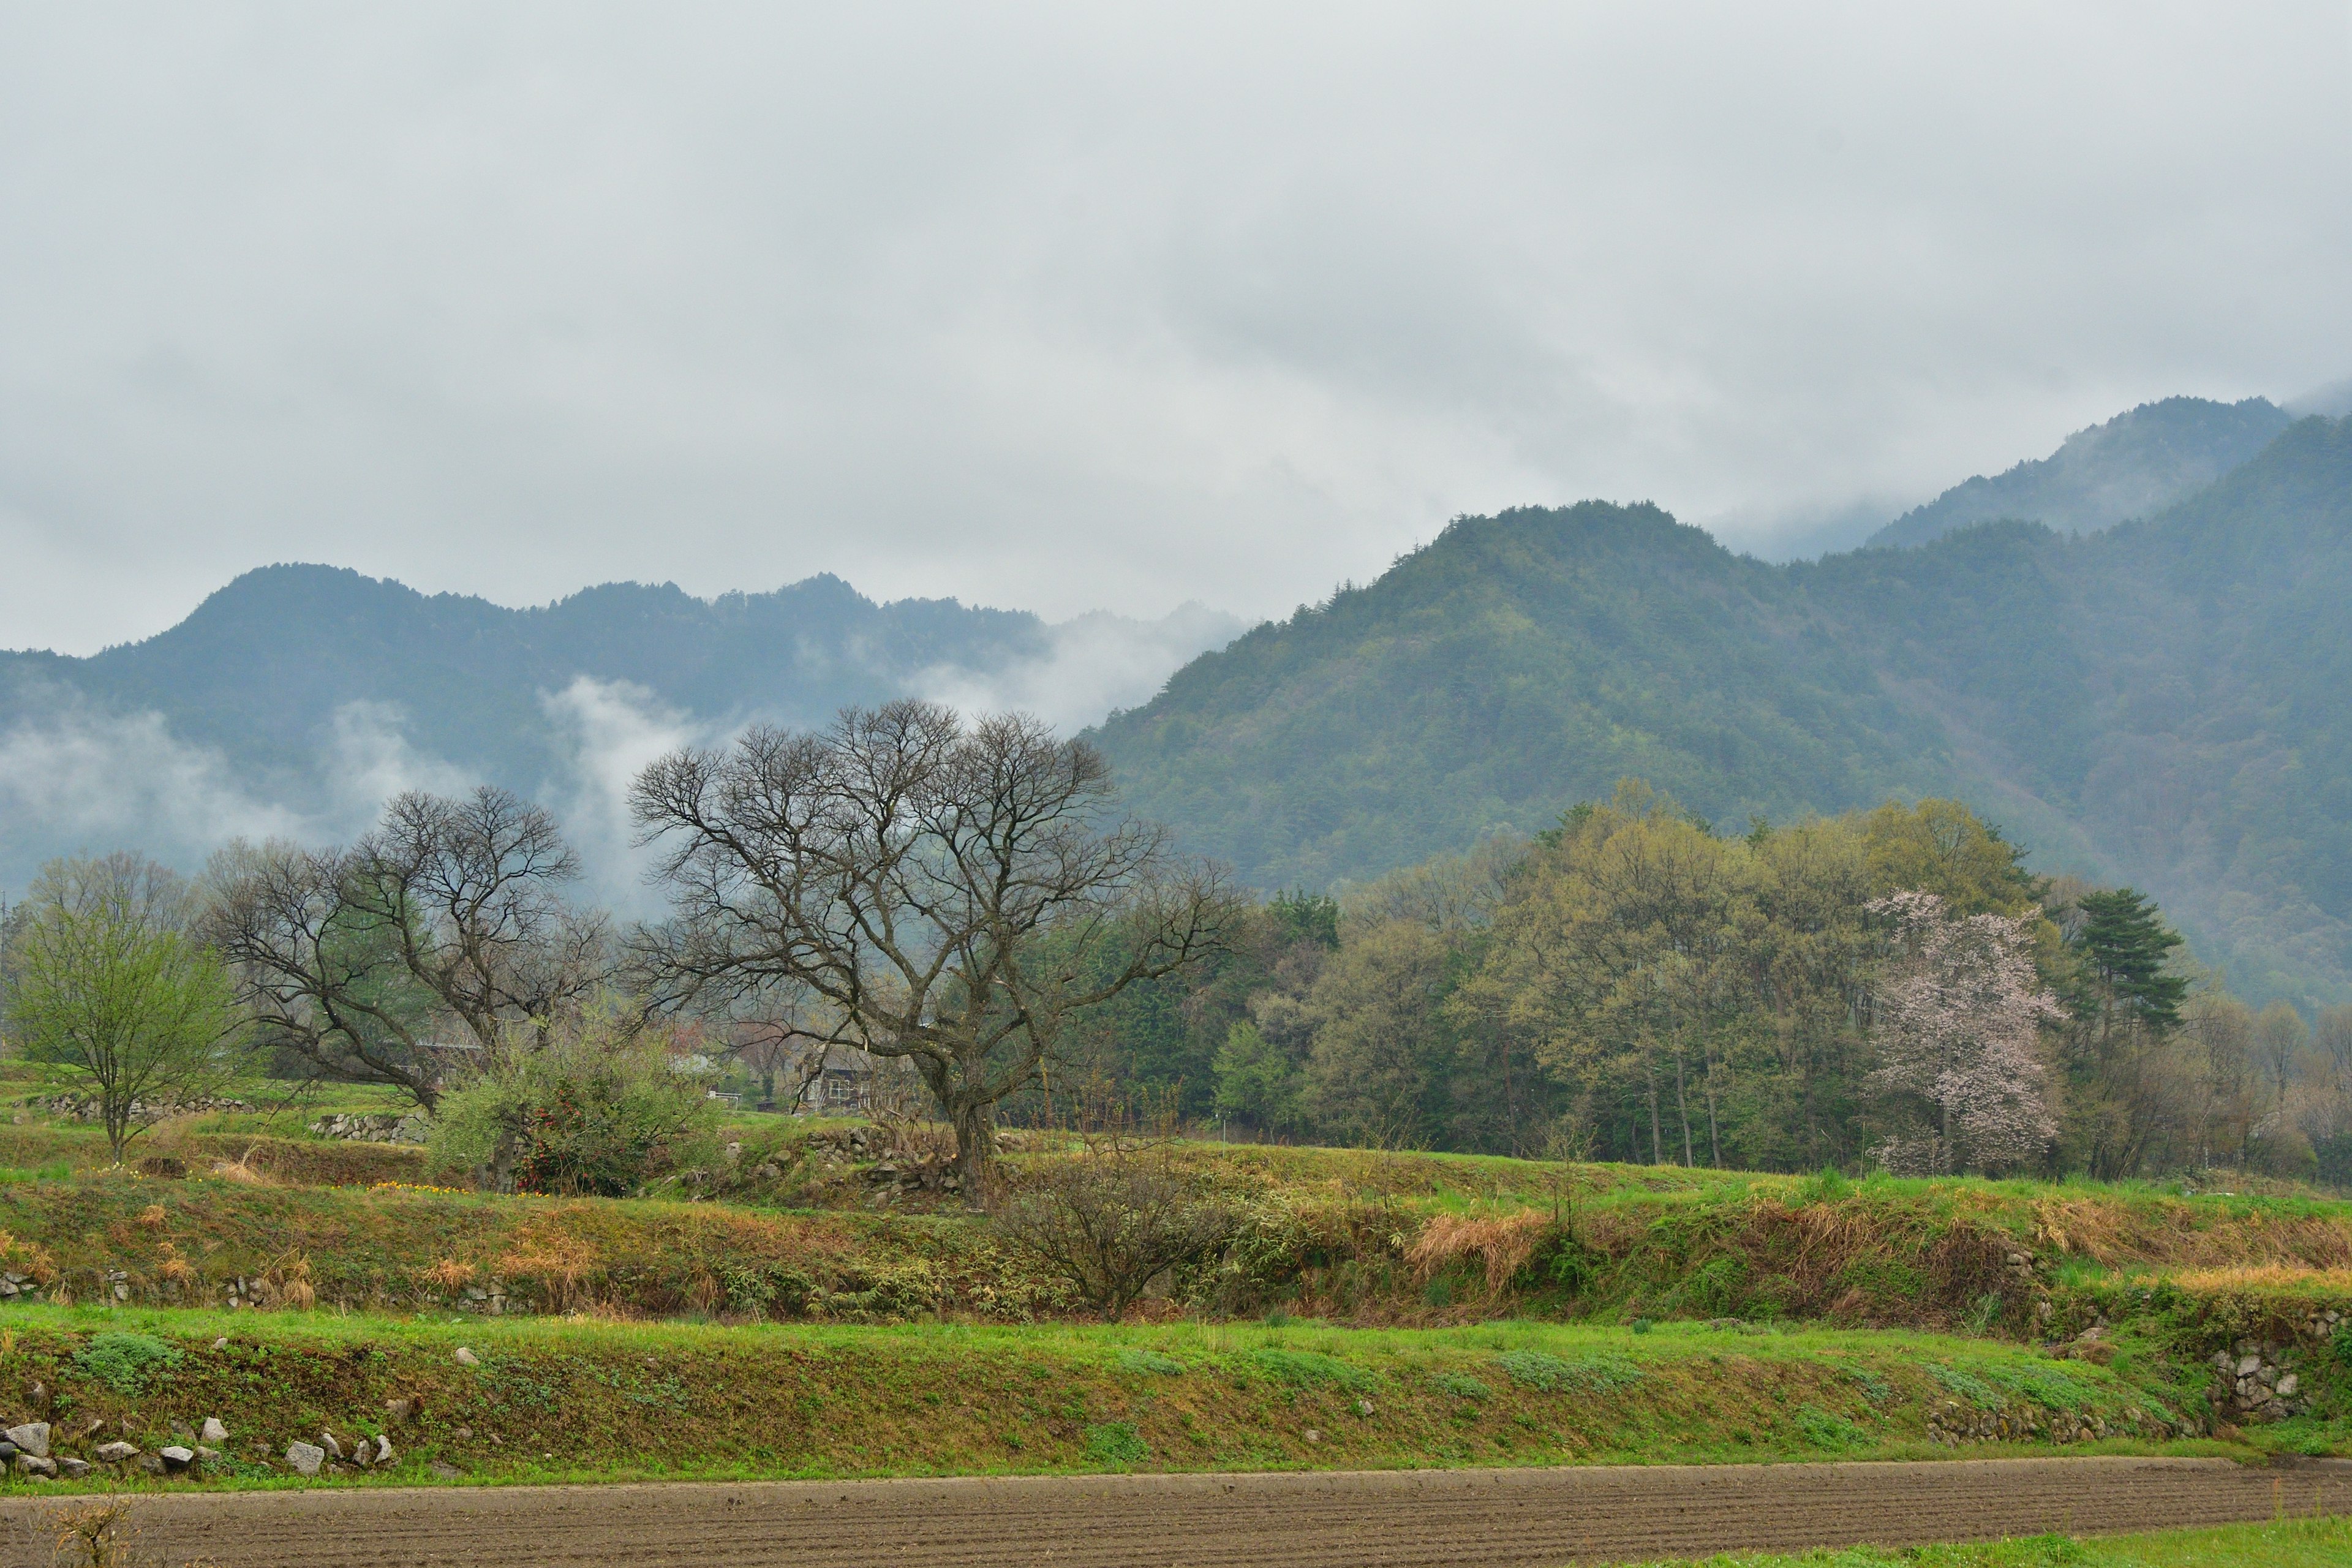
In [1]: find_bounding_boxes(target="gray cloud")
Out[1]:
[2,4,2348,654]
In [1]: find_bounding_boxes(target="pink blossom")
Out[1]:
[1867,891,2059,1175]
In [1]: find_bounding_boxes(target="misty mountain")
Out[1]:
[1094,415,2352,1008]
[1863,396,2291,551]
[0,567,1238,894]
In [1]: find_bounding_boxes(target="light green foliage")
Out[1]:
[1431,1371,1491,1401]
[2,854,246,1161]
[1792,1403,1869,1450]
[426,1006,719,1195]
[1116,1349,1186,1376]
[1248,1347,1378,1393]
[72,1332,182,1395]
[1496,1349,1643,1393]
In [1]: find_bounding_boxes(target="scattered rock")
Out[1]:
[318,1431,344,1460]
[373,1434,395,1465]
[429,1459,462,1480]
[202,1417,229,1444]
[2279,1373,2301,1398]
[159,1446,194,1472]
[94,1441,138,1464]
[285,1441,326,1477]
[454,1427,474,1441]
[6,1422,50,1458]
[213,1337,228,1350]
[56,1458,89,1479]
[454,1347,480,1366]
[15,1454,56,1477]
[1356,1400,1375,1416]
[195,1447,221,1463]
[0,1442,15,1463]
[1303,1429,1321,1444]
[385,1398,417,1422]
[170,1420,196,1442]
[138,1455,165,1476]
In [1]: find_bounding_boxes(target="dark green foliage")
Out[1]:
[1115,1349,1186,1376]
[71,1332,181,1395]
[2073,889,2188,1030]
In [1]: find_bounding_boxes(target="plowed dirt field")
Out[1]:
[6,1456,2345,1567]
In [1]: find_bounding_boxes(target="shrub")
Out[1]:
[1116,1349,1187,1376]
[1250,1348,1378,1392]
[72,1333,181,1395]
[1496,1349,1642,1394]
[1432,1371,1491,1401]
[1795,1403,1869,1450]
[1084,1422,1149,1465]
[994,1153,1237,1319]
[428,1008,719,1196]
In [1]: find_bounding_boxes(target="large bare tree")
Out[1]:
[203,786,613,1109]
[630,701,1231,1189]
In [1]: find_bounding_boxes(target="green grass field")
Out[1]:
[1640,1516,2352,1567]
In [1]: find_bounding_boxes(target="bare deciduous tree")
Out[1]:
[630,701,1232,1189]
[203,787,613,1109]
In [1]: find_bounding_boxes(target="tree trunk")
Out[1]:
[1674,1050,1694,1167]
[1703,1050,1722,1168]
[1645,1061,1664,1166]
[949,1091,995,1203]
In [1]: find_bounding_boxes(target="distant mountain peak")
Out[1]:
[1864,394,2291,551]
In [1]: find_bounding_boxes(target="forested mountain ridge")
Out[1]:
[1,566,1049,782]
[1863,394,2291,551]
[1094,415,2352,1008]
[0,565,1237,888]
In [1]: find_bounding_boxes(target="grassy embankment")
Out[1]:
[0,1306,2231,1490]
[0,1114,2348,1489]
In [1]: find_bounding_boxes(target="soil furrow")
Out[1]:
[6,1458,2342,1568]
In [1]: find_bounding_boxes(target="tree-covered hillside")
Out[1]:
[1863,395,2290,550]
[1095,416,2352,1008]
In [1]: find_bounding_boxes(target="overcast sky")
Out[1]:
[3,4,2348,655]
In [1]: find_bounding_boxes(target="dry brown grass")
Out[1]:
[499,1223,603,1311]
[1406,1212,1550,1294]
[420,1257,477,1294]
[0,1229,59,1286]
[2167,1265,2352,1292]
[207,1147,274,1186]
[252,1250,315,1311]
[134,1204,167,1229]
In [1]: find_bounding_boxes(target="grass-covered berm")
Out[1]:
[0,1310,2226,1488]
[0,1131,2348,1473]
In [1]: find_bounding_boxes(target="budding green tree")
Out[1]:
[2,854,247,1162]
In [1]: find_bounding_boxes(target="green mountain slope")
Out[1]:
[1095,417,2352,1006]
[1863,395,2290,550]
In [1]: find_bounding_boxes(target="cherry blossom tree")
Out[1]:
[1866,890,2059,1175]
